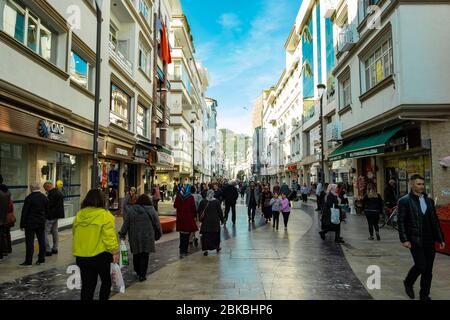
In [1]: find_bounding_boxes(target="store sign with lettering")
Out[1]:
[157,151,174,166]
[38,120,68,143]
[115,148,129,156]
[349,148,383,158]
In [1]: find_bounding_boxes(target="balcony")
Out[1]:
[109,41,133,75]
[338,26,356,52]
[324,0,337,18]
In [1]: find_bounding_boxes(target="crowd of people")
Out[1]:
[0,172,445,301]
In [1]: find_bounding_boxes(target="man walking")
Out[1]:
[43,182,65,256]
[398,174,445,300]
[20,182,48,266]
[246,181,260,223]
[222,180,239,225]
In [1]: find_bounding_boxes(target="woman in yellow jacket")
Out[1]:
[73,189,119,300]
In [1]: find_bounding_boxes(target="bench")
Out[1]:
[159,216,176,234]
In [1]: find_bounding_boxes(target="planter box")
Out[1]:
[436,219,450,255]
[292,201,301,209]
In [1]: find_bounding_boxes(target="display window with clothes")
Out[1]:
[98,159,120,210]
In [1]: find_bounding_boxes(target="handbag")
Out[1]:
[6,198,16,227]
[145,209,162,241]
[330,204,341,225]
[199,201,210,221]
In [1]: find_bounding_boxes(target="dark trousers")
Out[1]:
[248,205,256,221]
[322,223,341,240]
[25,227,45,263]
[133,252,150,277]
[282,212,290,227]
[316,195,321,210]
[0,226,4,259]
[365,212,380,236]
[272,211,280,229]
[154,199,160,212]
[302,194,308,202]
[224,203,237,223]
[179,232,190,254]
[405,244,436,299]
[76,252,112,301]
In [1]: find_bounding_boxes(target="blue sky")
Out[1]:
[181,0,301,135]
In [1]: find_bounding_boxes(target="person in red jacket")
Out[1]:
[174,184,198,256]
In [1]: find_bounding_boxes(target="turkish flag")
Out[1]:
[161,22,172,65]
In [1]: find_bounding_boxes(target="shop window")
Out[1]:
[110,83,131,130]
[1,0,56,62]
[0,141,28,231]
[55,152,81,218]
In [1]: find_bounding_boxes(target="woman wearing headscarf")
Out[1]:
[261,185,273,224]
[319,184,345,243]
[119,194,162,282]
[174,184,198,256]
[198,190,224,256]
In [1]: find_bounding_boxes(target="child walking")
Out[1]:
[281,193,291,230]
[270,193,283,230]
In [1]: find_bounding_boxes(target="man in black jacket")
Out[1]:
[43,182,65,256]
[398,174,445,300]
[222,181,239,225]
[20,182,49,266]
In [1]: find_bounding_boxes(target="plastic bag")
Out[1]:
[119,240,129,267]
[330,205,341,225]
[110,263,125,293]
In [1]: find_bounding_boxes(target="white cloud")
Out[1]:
[217,13,242,30]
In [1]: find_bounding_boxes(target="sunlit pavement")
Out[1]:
[1,199,449,300]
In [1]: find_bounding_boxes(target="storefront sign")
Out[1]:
[106,142,133,160]
[157,151,174,166]
[287,164,297,171]
[38,120,68,143]
[349,148,383,158]
[133,147,149,164]
[115,147,129,157]
[156,166,178,172]
[386,136,406,148]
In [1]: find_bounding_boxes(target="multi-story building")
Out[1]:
[260,0,450,203]
[251,95,263,180]
[205,97,219,180]
[326,0,450,201]
[166,5,210,185]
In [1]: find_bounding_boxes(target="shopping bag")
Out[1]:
[119,240,129,267]
[330,205,340,225]
[110,263,125,293]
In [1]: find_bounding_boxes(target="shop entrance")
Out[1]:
[124,163,138,193]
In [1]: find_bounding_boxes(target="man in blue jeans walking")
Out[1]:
[43,182,65,256]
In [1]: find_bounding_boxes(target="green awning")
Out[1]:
[328,126,402,161]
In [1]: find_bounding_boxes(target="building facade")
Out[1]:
[258,0,450,204]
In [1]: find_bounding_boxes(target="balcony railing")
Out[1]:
[338,25,356,52]
[109,41,133,75]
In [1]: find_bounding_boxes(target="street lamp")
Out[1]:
[91,0,103,189]
[317,83,326,184]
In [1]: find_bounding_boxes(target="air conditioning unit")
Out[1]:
[338,26,356,52]
[324,0,337,18]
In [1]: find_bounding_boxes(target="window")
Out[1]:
[139,44,150,76]
[109,24,117,46]
[137,105,148,137]
[110,84,131,130]
[139,0,150,22]
[341,76,351,108]
[1,0,55,62]
[70,51,90,89]
[360,0,382,21]
[364,38,393,91]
